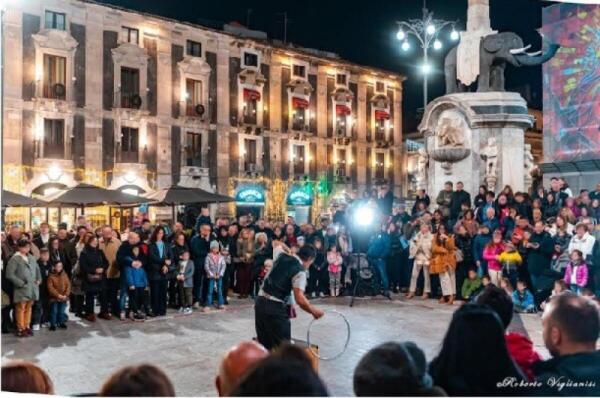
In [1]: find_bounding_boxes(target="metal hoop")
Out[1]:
[306,310,351,361]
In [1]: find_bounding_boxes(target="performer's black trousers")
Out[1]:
[254,296,290,350]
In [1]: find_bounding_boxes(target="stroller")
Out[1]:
[348,253,380,307]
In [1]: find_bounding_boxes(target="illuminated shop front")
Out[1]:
[235,185,266,220]
[286,184,314,224]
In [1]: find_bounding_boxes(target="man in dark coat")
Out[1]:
[449,181,471,222]
[57,227,77,277]
[532,293,600,396]
[526,221,555,304]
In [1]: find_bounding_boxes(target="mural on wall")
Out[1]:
[541,4,600,163]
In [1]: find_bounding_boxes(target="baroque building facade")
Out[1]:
[2,0,404,223]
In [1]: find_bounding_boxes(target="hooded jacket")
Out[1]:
[505,332,541,381]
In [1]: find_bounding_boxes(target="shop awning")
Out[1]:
[286,185,313,206]
[375,109,391,120]
[336,104,352,116]
[243,88,261,101]
[292,96,309,109]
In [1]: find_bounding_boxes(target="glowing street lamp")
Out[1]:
[395,0,459,109]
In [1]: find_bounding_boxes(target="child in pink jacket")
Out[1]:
[327,246,343,297]
[482,231,505,286]
[563,249,588,295]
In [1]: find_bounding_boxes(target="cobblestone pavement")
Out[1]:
[1,294,546,396]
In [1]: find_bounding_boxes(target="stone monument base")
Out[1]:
[418,92,534,196]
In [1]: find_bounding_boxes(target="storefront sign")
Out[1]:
[287,186,313,206]
[235,186,265,205]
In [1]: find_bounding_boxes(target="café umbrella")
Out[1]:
[44,183,153,208]
[144,185,234,221]
[2,190,47,207]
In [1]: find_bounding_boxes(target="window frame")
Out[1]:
[186,40,202,57]
[185,131,203,167]
[120,127,139,163]
[292,64,306,79]
[120,67,141,108]
[375,152,386,180]
[43,118,65,159]
[185,78,203,116]
[243,51,259,68]
[121,26,140,45]
[336,73,347,86]
[243,138,258,170]
[292,144,306,175]
[42,54,67,100]
[44,10,66,30]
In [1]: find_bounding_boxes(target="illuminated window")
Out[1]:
[336,74,347,86]
[185,79,203,116]
[375,153,385,179]
[42,54,66,99]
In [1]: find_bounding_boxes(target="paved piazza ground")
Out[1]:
[1,295,547,396]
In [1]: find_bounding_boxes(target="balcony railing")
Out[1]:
[41,83,66,100]
[115,91,143,109]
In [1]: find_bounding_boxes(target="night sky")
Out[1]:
[95,0,554,132]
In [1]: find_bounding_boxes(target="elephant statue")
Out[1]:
[444,31,560,93]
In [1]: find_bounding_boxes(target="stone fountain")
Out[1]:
[417,0,556,196]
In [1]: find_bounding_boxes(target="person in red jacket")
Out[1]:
[476,286,541,380]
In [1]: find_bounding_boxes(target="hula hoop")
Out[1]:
[306,310,351,361]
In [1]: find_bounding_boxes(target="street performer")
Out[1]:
[254,243,324,350]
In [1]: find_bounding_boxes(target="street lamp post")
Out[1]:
[396,0,459,110]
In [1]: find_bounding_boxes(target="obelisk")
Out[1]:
[456,0,496,86]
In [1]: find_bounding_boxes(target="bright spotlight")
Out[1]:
[396,29,405,41]
[401,40,410,51]
[426,24,436,35]
[433,39,442,50]
[450,29,459,41]
[421,63,431,74]
[354,205,375,227]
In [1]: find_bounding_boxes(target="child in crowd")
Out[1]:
[177,250,194,315]
[33,248,53,330]
[460,269,482,302]
[327,245,343,297]
[481,275,491,288]
[204,241,226,311]
[500,277,514,296]
[540,280,569,310]
[125,246,149,321]
[46,261,70,331]
[512,280,535,313]
[563,249,588,295]
[498,242,522,289]
[309,239,328,298]
[482,230,504,286]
